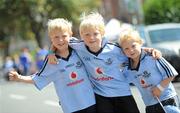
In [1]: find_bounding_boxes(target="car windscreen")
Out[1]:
[148,28,180,44]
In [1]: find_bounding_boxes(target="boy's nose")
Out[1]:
[89,35,95,40]
[59,38,64,42]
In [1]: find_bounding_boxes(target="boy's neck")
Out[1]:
[89,46,101,53]
[131,56,140,69]
[57,49,70,58]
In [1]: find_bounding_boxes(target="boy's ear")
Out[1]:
[101,30,105,36]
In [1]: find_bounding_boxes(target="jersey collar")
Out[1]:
[85,38,107,56]
[55,46,73,61]
[128,49,147,71]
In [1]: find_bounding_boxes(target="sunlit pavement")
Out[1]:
[0,78,180,113]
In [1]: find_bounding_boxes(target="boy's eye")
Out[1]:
[62,35,68,38]
[85,34,90,37]
[124,48,129,51]
[132,44,136,48]
[55,36,59,39]
[94,32,99,36]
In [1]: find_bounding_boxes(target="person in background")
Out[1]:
[119,29,180,113]
[19,47,32,75]
[3,56,16,80]
[9,18,96,113]
[35,45,48,71]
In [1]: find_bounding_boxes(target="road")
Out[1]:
[0,78,180,113]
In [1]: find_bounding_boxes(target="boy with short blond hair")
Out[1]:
[9,18,96,113]
[70,12,140,113]
[119,29,180,113]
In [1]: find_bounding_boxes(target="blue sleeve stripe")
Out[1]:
[158,58,173,77]
[37,55,48,76]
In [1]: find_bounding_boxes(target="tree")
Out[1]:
[143,0,180,24]
[0,0,101,55]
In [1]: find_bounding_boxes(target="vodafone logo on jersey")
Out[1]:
[67,71,84,86]
[69,72,78,80]
[139,78,151,88]
[93,67,113,81]
[140,78,146,85]
[95,67,103,75]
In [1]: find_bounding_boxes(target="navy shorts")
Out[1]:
[95,94,140,113]
[146,97,179,113]
[73,104,97,113]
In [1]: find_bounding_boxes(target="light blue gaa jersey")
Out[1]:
[32,48,95,113]
[123,50,178,106]
[70,38,132,97]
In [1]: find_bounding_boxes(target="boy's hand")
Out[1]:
[151,86,161,98]
[9,71,21,81]
[48,45,58,64]
[151,49,162,59]
[47,54,58,64]
[144,48,162,59]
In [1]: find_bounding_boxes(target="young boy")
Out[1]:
[70,12,140,113]
[9,18,96,113]
[119,29,180,113]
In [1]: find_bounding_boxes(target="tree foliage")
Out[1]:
[0,0,101,48]
[143,0,180,24]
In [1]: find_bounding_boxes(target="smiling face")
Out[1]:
[79,12,105,52]
[47,18,72,53]
[80,27,103,52]
[49,29,70,52]
[121,39,142,61]
[119,29,143,61]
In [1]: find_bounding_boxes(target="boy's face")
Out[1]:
[49,29,70,52]
[121,39,142,60]
[80,28,103,51]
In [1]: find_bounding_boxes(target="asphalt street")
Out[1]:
[0,78,180,113]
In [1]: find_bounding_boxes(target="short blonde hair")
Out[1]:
[47,18,72,35]
[79,12,105,36]
[119,29,143,46]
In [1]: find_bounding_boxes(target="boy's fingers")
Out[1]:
[9,74,15,80]
[47,55,58,64]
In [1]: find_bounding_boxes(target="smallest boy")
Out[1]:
[119,29,180,113]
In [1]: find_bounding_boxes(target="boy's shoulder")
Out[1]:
[105,41,121,48]
[141,50,154,61]
[69,37,85,49]
[69,37,83,43]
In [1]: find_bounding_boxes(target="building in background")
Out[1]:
[100,0,144,25]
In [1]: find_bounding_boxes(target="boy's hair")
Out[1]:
[79,12,105,35]
[119,29,143,46]
[47,18,72,35]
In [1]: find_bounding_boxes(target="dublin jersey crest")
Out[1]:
[119,62,128,71]
[105,58,113,65]
[75,61,82,68]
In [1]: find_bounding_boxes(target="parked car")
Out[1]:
[139,23,180,82]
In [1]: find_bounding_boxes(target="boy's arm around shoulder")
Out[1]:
[142,47,162,59]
